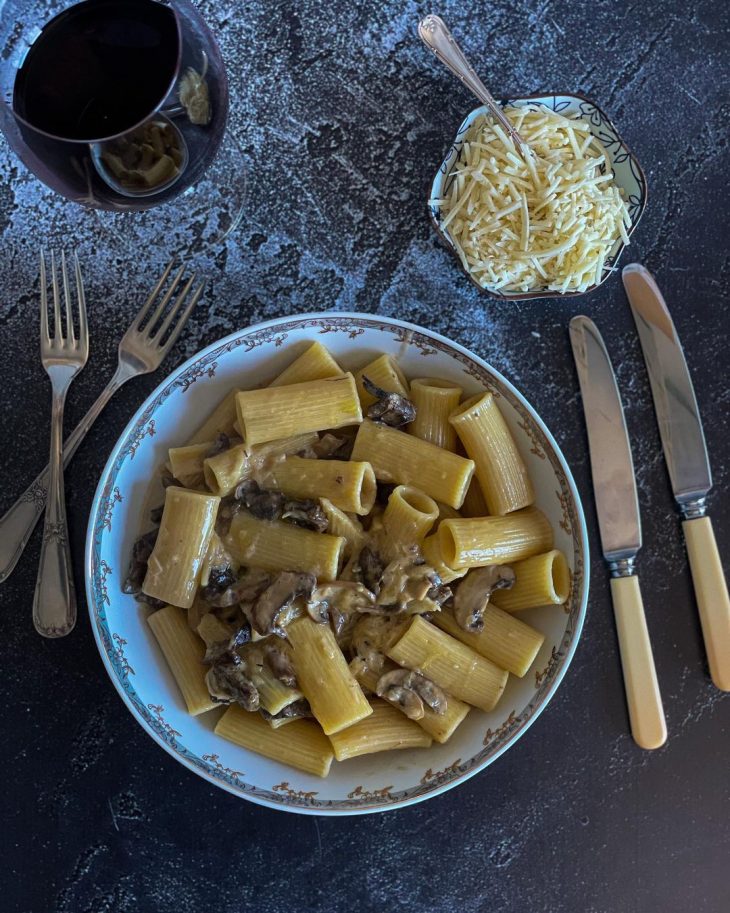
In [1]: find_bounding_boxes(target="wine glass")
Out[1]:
[0,0,244,246]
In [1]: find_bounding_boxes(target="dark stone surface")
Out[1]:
[1,1,728,911]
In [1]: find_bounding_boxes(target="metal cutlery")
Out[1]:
[623,263,730,691]
[0,260,204,585]
[33,252,89,638]
[570,315,667,750]
[417,14,531,159]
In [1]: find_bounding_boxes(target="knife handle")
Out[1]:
[610,575,667,750]
[682,516,730,691]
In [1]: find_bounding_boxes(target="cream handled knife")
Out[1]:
[569,315,667,749]
[623,263,730,691]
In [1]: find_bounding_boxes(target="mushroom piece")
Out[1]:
[205,663,259,710]
[260,699,313,724]
[362,376,417,427]
[309,432,353,460]
[353,546,385,594]
[453,565,516,632]
[264,644,298,688]
[122,529,159,595]
[250,571,317,637]
[234,480,285,521]
[200,568,271,608]
[351,615,410,674]
[306,582,377,636]
[281,499,329,533]
[197,613,251,665]
[374,558,445,613]
[376,668,448,719]
[149,504,164,524]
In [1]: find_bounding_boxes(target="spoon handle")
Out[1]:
[418,14,529,157]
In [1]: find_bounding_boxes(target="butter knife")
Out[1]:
[570,315,667,749]
[623,263,730,691]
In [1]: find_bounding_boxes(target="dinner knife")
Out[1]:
[623,263,730,691]
[569,315,667,749]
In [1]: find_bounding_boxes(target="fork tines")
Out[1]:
[39,250,88,352]
[132,259,205,352]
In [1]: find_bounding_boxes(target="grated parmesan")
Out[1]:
[437,105,632,294]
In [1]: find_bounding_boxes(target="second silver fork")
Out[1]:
[1,259,204,586]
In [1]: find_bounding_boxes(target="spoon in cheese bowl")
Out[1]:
[418,14,532,161]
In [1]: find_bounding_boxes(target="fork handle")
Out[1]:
[34,389,76,637]
[0,370,124,584]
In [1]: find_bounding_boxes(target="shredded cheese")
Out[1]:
[438,105,632,294]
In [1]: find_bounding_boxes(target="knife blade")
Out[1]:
[623,263,730,691]
[570,315,666,749]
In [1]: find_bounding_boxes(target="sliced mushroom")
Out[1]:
[122,529,158,595]
[260,699,313,724]
[234,479,285,521]
[160,467,181,489]
[250,571,316,637]
[351,615,410,674]
[309,432,353,460]
[282,499,329,532]
[205,432,232,458]
[362,376,416,427]
[374,558,444,613]
[307,582,376,636]
[205,663,259,710]
[264,644,298,688]
[353,546,385,594]
[200,568,271,608]
[376,668,447,718]
[453,565,516,632]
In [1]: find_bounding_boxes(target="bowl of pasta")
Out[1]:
[86,313,589,814]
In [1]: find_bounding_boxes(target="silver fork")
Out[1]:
[1,259,204,586]
[34,252,89,637]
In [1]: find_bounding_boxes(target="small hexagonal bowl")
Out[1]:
[428,93,648,300]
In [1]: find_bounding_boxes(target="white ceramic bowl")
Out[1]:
[429,93,648,300]
[85,314,589,814]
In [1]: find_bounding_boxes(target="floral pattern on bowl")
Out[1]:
[85,314,590,815]
[429,94,648,300]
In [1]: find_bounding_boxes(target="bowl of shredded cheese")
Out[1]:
[429,94,647,298]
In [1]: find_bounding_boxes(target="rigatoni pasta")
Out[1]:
[269,341,344,387]
[438,507,554,569]
[236,373,362,446]
[127,341,569,779]
[351,420,474,508]
[143,487,220,608]
[491,549,571,612]
[408,378,463,451]
[449,392,534,515]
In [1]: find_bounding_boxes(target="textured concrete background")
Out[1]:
[1,1,729,911]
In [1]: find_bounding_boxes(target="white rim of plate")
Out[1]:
[84,312,590,815]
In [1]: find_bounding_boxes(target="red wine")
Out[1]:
[13,0,179,142]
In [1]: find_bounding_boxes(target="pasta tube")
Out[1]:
[355,354,409,407]
[421,534,467,585]
[387,616,508,712]
[147,605,217,715]
[287,617,372,735]
[267,457,376,515]
[350,420,475,509]
[215,707,334,777]
[269,341,343,387]
[327,700,432,761]
[203,432,319,497]
[188,390,240,445]
[438,507,553,569]
[353,662,470,744]
[229,513,345,581]
[167,442,212,488]
[408,378,462,451]
[449,393,534,515]
[382,485,439,560]
[235,374,362,446]
[143,487,220,608]
[492,549,571,612]
[434,606,545,678]
[319,499,365,557]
